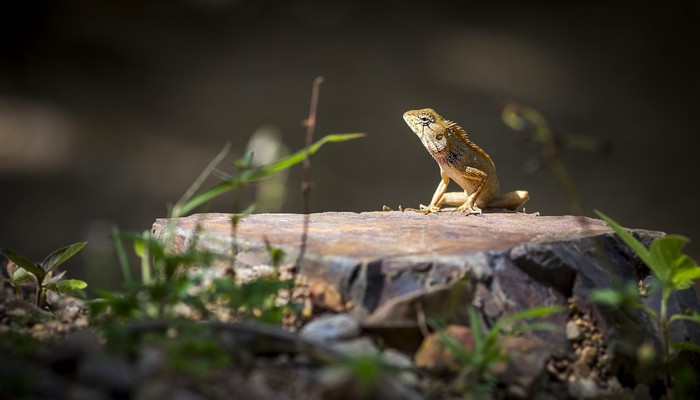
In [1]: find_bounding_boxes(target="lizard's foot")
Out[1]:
[454,203,482,215]
[418,204,442,214]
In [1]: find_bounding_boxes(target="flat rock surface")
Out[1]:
[153,211,614,260]
[151,211,663,318]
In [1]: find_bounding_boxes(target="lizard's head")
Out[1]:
[403,108,450,153]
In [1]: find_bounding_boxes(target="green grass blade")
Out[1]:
[244,133,365,179]
[111,225,133,286]
[669,313,700,325]
[671,341,700,353]
[494,305,565,333]
[510,322,560,334]
[595,210,656,275]
[177,181,237,216]
[178,133,365,215]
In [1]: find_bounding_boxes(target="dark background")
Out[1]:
[1,0,698,290]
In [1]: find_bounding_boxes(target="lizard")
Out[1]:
[403,108,529,214]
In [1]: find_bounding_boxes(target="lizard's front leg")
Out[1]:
[420,171,450,213]
[455,167,489,215]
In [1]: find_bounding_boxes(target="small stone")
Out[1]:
[300,313,361,342]
[570,358,591,379]
[382,349,419,387]
[74,315,89,329]
[137,346,167,377]
[632,384,653,400]
[506,384,529,399]
[414,325,473,372]
[67,385,110,400]
[78,356,135,395]
[580,346,597,364]
[381,348,412,369]
[331,337,378,356]
[566,320,582,341]
[64,304,81,320]
[493,335,554,392]
[568,378,600,399]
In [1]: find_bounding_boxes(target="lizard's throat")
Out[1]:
[421,136,448,155]
[424,142,462,167]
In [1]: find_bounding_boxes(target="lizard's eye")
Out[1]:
[435,134,444,140]
[418,113,433,126]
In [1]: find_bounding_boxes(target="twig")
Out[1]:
[297,76,323,266]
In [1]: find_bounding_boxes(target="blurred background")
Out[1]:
[1,0,698,290]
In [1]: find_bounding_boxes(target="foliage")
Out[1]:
[89,132,365,358]
[593,210,700,398]
[2,243,87,307]
[438,305,565,395]
[1,84,367,394]
[173,132,365,217]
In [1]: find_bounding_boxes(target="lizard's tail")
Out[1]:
[488,190,529,211]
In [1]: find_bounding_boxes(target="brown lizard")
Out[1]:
[403,108,529,214]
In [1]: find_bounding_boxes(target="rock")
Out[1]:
[362,282,474,352]
[78,356,136,397]
[566,320,582,341]
[493,335,555,393]
[41,330,102,375]
[300,313,361,342]
[381,348,413,369]
[152,212,623,314]
[632,383,653,400]
[152,211,700,393]
[414,325,474,373]
[136,345,168,377]
[330,337,378,356]
[567,378,600,399]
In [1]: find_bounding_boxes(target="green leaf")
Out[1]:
[245,133,365,179]
[671,255,700,289]
[111,225,133,285]
[671,341,700,354]
[595,211,656,275]
[57,279,88,292]
[11,267,34,284]
[649,235,689,280]
[510,322,561,334]
[134,237,146,258]
[493,305,565,334]
[178,133,365,215]
[43,270,67,285]
[2,248,45,281]
[670,313,700,325]
[590,288,623,306]
[41,242,87,274]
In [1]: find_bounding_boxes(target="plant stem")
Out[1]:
[35,284,42,307]
[297,76,323,266]
[660,292,674,399]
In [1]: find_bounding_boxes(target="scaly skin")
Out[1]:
[403,108,529,214]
